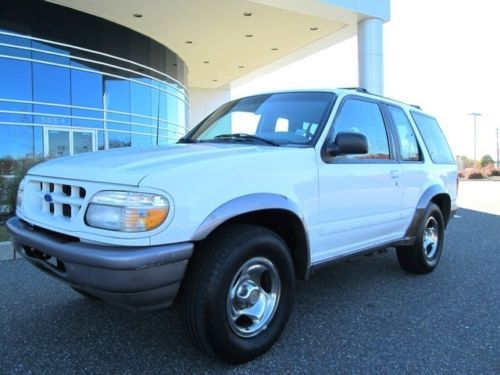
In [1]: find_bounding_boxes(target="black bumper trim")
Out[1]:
[6,217,194,310]
[6,217,193,270]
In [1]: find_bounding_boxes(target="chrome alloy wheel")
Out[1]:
[226,257,281,338]
[423,216,439,259]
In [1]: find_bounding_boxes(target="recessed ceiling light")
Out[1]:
[271,47,279,51]
[245,34,254,38]
[133,13,143,18]
[310,27,318,31]
[238,65,245,69]
[243,12,253,17]
[212,79,218,82]
[185,40,193,44]
[203,61,210,64]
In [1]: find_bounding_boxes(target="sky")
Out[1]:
[232,0,499,161]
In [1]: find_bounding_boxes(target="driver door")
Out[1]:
[313,97,403,263]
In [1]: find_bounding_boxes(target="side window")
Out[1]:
[411,112,455,164]
[332,99,390,160]
[388,105,421,161]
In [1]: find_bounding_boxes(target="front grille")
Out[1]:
[34,180,87,220]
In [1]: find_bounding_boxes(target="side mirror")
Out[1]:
[326,132,368,157]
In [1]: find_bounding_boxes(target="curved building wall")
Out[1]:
[0,0,188,161]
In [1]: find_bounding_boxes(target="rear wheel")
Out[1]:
[397,203,445,274]
[181,224,295,363]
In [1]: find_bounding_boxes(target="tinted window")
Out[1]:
[332,99,390,160]
[388,106,421,161]
[411,112,454,164]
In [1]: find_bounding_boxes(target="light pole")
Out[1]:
[468,112,482,164]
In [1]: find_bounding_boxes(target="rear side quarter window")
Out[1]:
[388,105,422,161]
[411,112,454,164]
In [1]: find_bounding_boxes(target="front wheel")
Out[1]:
[181,224,295,363]
[397,203,445,274]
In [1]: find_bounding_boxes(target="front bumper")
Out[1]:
[6,217,193,310]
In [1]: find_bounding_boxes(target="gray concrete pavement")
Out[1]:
[1,207,499,374]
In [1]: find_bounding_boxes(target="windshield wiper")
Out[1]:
[177,138,198,144]
[214,133,280,146]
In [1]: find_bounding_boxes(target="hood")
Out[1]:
[29,144,280,185]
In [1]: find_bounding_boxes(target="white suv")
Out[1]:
[7,88,458,363]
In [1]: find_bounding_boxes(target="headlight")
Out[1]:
[85,191,169,232]
[16,177,25,208]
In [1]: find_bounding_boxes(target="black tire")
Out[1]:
[71,286,101,301]
[397,203,445,274]
[181,224,295,363]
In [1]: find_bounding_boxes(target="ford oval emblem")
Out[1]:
[44,194,53,202]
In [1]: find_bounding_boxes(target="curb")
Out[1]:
[0,240,15,261]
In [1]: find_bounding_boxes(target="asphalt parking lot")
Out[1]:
[1,186,499,373]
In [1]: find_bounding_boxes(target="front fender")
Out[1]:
[191,193,303,241]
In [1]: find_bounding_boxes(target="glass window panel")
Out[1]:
[70,64,103,129]
[71,62,103,107]
[130,79,154,146]
[192,92,333,145]
[131,79,152,116]
[107,131,131,149]
[388,106,421,161]
[104,79,131,149]
[0,57,32,100]
[33,63,70,104]
[0,57,33,123]
[31,41,70,65]
[48,130,70,157]
[0,32,31,58]
[333,99,390,160]
[0,125,35,159]
[411,112,454,164]
[33,62,71,126]
[73,131,94,154]
[105,79,130,111]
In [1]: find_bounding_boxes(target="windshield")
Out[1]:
[181,92,336,146]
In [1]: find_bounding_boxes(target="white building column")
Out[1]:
[357,18,384,95]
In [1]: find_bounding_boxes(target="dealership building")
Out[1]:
[0,0,389,162]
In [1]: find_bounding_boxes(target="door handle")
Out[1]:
[390,170,400,179]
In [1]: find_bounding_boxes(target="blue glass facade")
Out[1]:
[0,0,188,162]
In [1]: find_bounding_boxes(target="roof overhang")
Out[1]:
[47,0,389,89]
